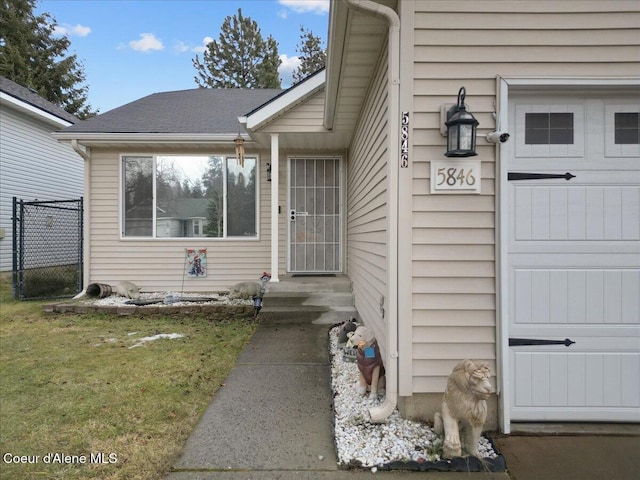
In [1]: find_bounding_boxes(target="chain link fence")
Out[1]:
[13,197,83,300]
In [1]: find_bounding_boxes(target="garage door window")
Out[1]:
[525,113,574,145]
[615,113,639,144]
[515,105,584,158]
[605,105,640,157]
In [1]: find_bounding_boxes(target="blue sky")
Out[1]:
[36,0,329,113]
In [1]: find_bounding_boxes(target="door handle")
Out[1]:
[290,210,309,220]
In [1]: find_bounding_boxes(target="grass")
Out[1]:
[0,275,257,479]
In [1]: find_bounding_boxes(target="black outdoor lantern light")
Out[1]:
[266,162,272,182]
[445,87,479,157]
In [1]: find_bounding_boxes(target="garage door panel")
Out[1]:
[512,268,640,326]
[511,351,640,412]
[510,254,639,266]
[512,184,640,241]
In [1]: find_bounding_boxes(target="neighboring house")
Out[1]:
[54,1,639,433]
[0,76,83,272]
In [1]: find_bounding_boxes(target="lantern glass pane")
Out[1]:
[459,124,473,151]
[448,124,459,151]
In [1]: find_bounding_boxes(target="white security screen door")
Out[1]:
[288,157,342,273]
[506,94,640,422]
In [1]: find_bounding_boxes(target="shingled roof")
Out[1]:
[61,88,283,135]
[0,75,78,124]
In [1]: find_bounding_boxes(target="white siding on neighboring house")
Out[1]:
[0,106,83,272]
[347,46,389,354]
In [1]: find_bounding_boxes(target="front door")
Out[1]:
[506,93,640,422]
[288,157,342,273]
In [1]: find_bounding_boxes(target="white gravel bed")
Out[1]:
[85,291,252,307]
[329,325,497,468]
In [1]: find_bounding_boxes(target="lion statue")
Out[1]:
[434,359,492,459]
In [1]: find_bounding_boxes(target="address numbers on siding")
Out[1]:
[430,160,481,194]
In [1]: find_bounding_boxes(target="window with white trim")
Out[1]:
[515,105,584,158]
[122,155,257,238]
[605,105,640,157]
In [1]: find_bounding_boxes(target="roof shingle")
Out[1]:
[61,88,282,134]
[0,75,78,124]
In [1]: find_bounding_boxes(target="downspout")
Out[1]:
[346,0,401,423]
[71,139,91,299]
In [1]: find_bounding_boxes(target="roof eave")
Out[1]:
[240,70,327,132]
[1,91,74,128]
[323,0,350,131]
[52,132,250,144]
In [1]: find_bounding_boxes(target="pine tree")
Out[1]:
[0,0,95,118]
[292,26,326,84]
[193,8,281,89]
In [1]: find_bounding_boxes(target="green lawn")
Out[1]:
[0,276,256,479]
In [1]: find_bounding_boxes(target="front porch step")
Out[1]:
[266,275,352,293]
[258,305,358,325]
[264,292,354,307]
[257,276,357,325]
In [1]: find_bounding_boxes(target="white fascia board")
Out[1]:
[241,70,326,131]
[323,0,349,130]
[52,132,249,144]
[0,91,73,127]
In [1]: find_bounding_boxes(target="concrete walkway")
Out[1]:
[166,320,639,480]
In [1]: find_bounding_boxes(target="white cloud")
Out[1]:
[278,54,301,88]
[173,41,190,54]
[129,33,164,52]
[171,36,214,55]
[53,23,91,37]
[278,0,330,14]
[192,36,214,54]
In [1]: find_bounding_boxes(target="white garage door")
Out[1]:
[507,93,640,422]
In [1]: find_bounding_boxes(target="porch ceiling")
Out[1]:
[247,1,392,152]
[325,1,392,138]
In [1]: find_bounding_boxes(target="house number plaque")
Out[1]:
[400,112,409,168]
[430,160,481,194]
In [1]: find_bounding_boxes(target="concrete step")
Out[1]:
[266,275,352,294]
[263,292,354,307]
[257,276,356,325]
[258,305,359,325]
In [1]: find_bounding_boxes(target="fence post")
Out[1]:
[78,197,84,292]
[12,197,17,298]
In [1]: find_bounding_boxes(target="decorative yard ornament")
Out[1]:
[445,87,479,157]
[116,280,140,299]
[235,133,245,167]
[347,326,385,399]
[251,272,271,317]
[337,318,359,346]
[434,360,492,458]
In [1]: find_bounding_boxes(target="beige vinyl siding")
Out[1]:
[347,46,389,352]
[87,148,272,292]
[260,91,325,133]
[410,0,639,392]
